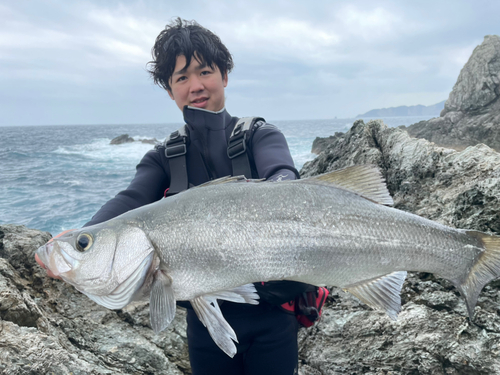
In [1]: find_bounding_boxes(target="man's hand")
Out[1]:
[35,229,76,280]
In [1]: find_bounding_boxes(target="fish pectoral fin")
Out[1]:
[191,295,238,358]
[345,271,407,320]
[150,269,176,333]
[307,165,394,206]
[207,284,260,305]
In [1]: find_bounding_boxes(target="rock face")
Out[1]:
[405,35,500,151]
[299,119,500,374]
[0,225,189,375]
[3,119,500,374]
[311,133,344,154]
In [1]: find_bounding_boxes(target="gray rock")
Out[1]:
[299,119,500,374]
[311,133,344,154]
[443,35,500,115]
[110,134,159,145]
[140,138,159,145]
[406,35,500,151]
[0,224,187,375]
[110,134,134,145]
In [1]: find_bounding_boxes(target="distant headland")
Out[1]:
[356,100,445,118]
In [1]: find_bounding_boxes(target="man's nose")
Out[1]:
[189,75,204,93]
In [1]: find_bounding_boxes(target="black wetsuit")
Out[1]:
[85,106,305,375]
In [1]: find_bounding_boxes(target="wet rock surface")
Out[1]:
[405,35,500,151]
[299,119,500,374]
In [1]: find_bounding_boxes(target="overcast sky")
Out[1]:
[1,0,498,126]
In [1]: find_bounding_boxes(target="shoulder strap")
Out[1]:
[227,117,265,178]
[165,125,188,195]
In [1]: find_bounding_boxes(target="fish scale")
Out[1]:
[152,181,475,291]
[36,165,500,358]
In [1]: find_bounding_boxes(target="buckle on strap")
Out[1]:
[227,131,247,159]
[165,143,186,158]
[165,130,187,158]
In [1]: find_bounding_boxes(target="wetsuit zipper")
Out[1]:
[200,131,218,180]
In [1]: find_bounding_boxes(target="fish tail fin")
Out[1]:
[456,231,500,320]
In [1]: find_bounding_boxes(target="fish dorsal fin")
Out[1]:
[345,271,407,320]
[194,176,265,189]
[308,165,394,206]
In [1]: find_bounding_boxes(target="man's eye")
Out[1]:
[177,76,187,82]
[201,70,211,76]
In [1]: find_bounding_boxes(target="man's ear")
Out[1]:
[222,72,228,88]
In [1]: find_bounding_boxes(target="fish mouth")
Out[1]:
[36,242,73,277]
[82,252,155,310]
[35,242,51,268]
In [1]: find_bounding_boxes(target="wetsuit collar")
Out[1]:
[183,105,233,131]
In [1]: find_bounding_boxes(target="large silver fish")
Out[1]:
[36,165,500,357]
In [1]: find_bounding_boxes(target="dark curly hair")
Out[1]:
[148,18,234,92]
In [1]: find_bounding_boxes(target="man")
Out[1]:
[39,18,308,374]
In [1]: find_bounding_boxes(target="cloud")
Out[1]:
[1,0,499,125]
[218,16,340,66]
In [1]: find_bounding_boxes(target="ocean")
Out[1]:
[0,116,431,235]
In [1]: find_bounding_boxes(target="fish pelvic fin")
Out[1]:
[456,231,500,320]
[150,269,176,333]
[307,165,394,206]
[345,271,407,320]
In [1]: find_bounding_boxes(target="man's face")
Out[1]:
[168,54,228,112]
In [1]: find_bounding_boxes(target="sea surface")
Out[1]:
[0,116,432,235]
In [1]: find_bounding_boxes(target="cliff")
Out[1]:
[405,35,500,151]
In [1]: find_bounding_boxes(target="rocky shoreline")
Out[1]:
[2,33,500,375]
[2,118,500,374]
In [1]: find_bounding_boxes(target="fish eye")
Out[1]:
[76,233,93,252]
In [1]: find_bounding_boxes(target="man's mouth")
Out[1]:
[190,97,208,108]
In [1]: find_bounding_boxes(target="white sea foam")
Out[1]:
[53,138,156,164]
